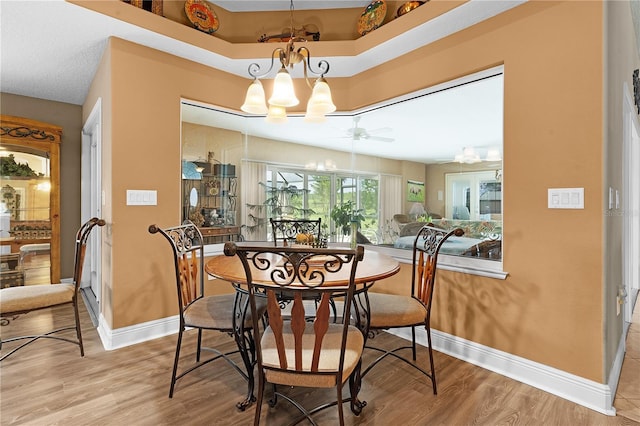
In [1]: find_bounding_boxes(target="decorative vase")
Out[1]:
[350,220,358,249]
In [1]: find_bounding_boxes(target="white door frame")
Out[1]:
[623,83,640,322]
[81,98,103,322]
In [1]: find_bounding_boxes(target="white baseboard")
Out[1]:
[606,326,628,415]
[386,327,618,416]
[97,313,179,351]
[94,316,620,416]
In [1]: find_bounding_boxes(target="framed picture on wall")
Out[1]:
[407,180,425,202]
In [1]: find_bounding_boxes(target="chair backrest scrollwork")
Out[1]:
[149,221,204,311]
[270,218,322,246]
[224,242,364,374]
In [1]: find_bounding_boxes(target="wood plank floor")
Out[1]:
[1,302,638,426]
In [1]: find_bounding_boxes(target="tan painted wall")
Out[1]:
[182,122,414,175]
[0,93,82,278]
[85,2,609,383]
[350,1,605,382]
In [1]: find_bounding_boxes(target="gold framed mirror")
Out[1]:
[0,115,61,285]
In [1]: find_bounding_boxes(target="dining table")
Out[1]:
[205,243,400,411]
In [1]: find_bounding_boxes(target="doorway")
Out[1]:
[80,99,103,325]
[623,83,640,324]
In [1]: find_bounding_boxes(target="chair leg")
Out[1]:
[336,383,345,426]
[426,326,437,395]
[253,369,265,425]
[235,327,257,411]
[349,362,366,415]
[411,326,417,361]
[329,297,338,323]
[268,383,278,407]
[196,328,203,362]
[73,301,84,357]
[169,328,184,398]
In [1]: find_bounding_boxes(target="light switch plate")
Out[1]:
[609,187,613,209]
[548,188,584,209]
[126,190,157,206]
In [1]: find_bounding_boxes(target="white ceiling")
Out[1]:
[0,0,516,163]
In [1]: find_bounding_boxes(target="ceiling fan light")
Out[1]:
[265,104,288,123]
[241,79,268,114]
[307,78,336,114]
[268,68,299,107]
[456,147,481,164]
[462,147,476,157]
[486,148,502,161]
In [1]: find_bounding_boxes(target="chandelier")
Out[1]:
[240,0,336,123]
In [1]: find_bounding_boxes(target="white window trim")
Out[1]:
[366,244,508,280]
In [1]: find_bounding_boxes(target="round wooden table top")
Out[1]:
[205,247,400,286]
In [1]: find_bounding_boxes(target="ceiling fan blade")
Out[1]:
[367,127,393,134]
[369,136,395,142]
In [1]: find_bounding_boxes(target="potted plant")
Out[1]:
[330,200,365,242]
[0,154,39,177]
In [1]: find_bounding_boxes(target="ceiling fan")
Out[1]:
[343,116,394,142]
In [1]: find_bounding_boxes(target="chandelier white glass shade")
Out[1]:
[268,67,300,107]
[240,80,268,114]
[266,104,288,123]
[240,1,335,122]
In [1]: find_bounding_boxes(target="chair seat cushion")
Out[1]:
[184,293,266,331]
[261,322,364,388]
[0,283,75,314]
[368,292,427,328]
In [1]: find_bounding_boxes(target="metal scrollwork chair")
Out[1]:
[0,217,105,361]
[224,242,366,426]
[270,218,322,246]
[362,224,464,394]
[148,222,267,406]
[271,217,335,321]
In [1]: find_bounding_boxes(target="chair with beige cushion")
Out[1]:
[0,217,105,361]
[224,242,365,426]
[362,224,463,394]
[149,222,267,404]
[270,218,322,246]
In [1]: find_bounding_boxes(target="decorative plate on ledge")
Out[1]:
[396,1,426,18]
[357,0,387,36]
[185,0,219,35]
